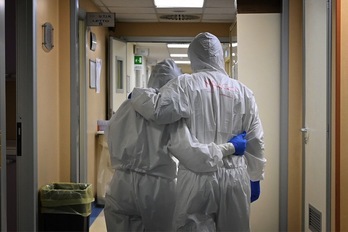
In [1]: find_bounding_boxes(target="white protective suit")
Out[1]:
[104,58,236,232]
[131,33,267,231]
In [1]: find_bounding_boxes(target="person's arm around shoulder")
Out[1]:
[129,87,158,121]
[131,76,190,124]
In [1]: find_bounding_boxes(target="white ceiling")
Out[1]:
[91,0,237,70]
[92,0,237,23]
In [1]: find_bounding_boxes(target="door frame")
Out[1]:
[16,0,38,230]
[70,0,80,182]
[279,0,289,231]
[0,0,7,230]
[326,2,333,231]
[302,0,332,231]
[78,9,88,183]
[69,0,88,183]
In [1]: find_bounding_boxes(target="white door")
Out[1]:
[0,0,6,230]
[108,37,127,118]
[303,0,332,231]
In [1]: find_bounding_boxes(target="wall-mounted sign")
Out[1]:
[134,56,143,65]
[86,13,115,27]
[135,47,149,56]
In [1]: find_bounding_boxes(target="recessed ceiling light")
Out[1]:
[154,0,204,8]
[167,43,190,48]
[174,60,191,64]
[170,54,188,58]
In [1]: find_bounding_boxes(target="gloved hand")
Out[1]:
[228,131,247,155]
[250,180,260,203]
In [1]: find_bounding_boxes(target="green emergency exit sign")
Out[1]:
[134,56,142,65]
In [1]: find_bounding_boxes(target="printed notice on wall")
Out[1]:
[89,59,96,89]
[96,58,102,93]
[86,13,115,27]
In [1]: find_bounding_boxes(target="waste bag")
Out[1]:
[39,182,94,232]
[97,138,113,205]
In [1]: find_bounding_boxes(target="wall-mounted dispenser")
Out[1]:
[42,22,54,52]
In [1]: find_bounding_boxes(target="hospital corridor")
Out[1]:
[1,0,348,231]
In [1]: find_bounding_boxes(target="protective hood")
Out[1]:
[147,58,182,89]
[188,32,226,73]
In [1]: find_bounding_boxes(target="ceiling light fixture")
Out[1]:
[167,43,190,48]
[170,54,188,58]
[174,60,191,64]
[154,0,204,8]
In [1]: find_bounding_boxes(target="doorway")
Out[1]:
[302,0,332,231]
[1,0,18,231]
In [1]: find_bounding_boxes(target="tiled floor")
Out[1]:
[90,209,107,232]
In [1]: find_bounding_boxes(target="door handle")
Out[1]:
[300,127,309,144]
[17,122,22,156]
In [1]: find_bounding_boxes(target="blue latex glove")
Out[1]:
[250,180,260,203]
[228,131,247,155]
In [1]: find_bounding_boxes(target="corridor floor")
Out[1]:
[90,204,106,232]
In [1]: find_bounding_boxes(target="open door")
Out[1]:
[108,37,127,118]
[16,0,38,230]
[302,0,332,231]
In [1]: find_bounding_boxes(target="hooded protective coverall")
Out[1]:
[131,33,266,231]
[104,58,238,232]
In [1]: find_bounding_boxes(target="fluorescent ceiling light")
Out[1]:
[154,0,204,8]
[170,54,188,58]
[232,42,238,47]
[167,43,190,48]
[174,60,191,64]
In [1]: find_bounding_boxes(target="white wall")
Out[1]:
[237,14,281,231]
